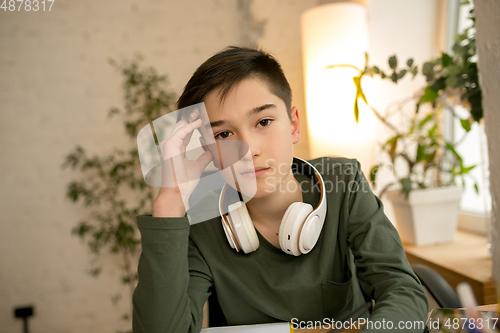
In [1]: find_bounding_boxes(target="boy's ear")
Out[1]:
[291,106,300,144]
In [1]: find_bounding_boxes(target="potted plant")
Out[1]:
[327,6,481,245]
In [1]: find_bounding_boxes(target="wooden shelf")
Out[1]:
[403,230,497,305]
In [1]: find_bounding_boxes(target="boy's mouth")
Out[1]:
[240,167,270,178]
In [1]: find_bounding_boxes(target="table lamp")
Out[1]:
[301,2,376,173]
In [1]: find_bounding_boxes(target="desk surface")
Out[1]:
[403,230,496,305]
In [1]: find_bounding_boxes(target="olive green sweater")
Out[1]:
[132,157,428,332]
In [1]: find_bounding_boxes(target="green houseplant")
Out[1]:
[62,56,177,323]
[326,5,481,245]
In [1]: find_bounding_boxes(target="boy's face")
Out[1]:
[198,77,300,199]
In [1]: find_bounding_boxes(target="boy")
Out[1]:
[133,46,428,332]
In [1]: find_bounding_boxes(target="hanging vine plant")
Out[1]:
[62,55,177,322]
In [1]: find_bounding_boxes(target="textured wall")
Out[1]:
[0,0,313,332]
[475,0,500,285]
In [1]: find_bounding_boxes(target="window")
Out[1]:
[444,0,491,234]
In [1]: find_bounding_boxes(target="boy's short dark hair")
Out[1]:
[176,46,292,122]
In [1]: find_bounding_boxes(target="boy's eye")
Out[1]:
[214,131,231,140]
[214,119,273,140]
[258,119,273,127]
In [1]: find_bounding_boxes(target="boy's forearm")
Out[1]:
[133,216,207,333]
[153,187,186,218]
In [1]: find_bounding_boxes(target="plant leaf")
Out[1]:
[460,118,472,132]
[445,141,464,165]
[430,77,446,91]
[461,164,476,174]
[419,114,433,128]
[391,72,398,83]
[389,55,398,69]
[353,76,368,104]
[441,52,452,67]
[416,144,426,162]
[353,98,359,123]
[421,87,439,104]
[401,178,412,199]
[422,62,434,77]
[370,164,382,185]
[383,135,400,160]
[411,66,418,78]
[397,69,407,80]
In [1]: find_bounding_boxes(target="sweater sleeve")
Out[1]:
[345,161,429,332]
[132,215,213,333]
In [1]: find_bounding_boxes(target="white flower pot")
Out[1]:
[385,186,463,246]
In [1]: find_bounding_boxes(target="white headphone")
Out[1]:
[218,157,327,256]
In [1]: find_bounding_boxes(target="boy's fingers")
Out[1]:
[197,150,213,169]
[179,119,202,151]
[165,119,202,158]
[171,118,202,141]
[169,107,199,135]
[170,117,189,134]
[171,109,199,132]
[182,119,201,147]
[159,119,202,159]
[189,108,200,122]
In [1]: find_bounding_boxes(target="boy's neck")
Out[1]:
[245,171,303,228]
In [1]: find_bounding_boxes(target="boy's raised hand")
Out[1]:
[154,108,213,217]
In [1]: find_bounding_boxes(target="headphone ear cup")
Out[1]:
[278,202,313,256]
[227,201,260,254]
[299,214,323,254]
[221,215,238,251]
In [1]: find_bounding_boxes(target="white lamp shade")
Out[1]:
[301,3,375,168]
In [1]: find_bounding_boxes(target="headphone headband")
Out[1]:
[291,157,326,221]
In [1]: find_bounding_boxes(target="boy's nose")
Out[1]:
[241,139,261,161]
[215,140,255,168]
[241,143,253,161]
